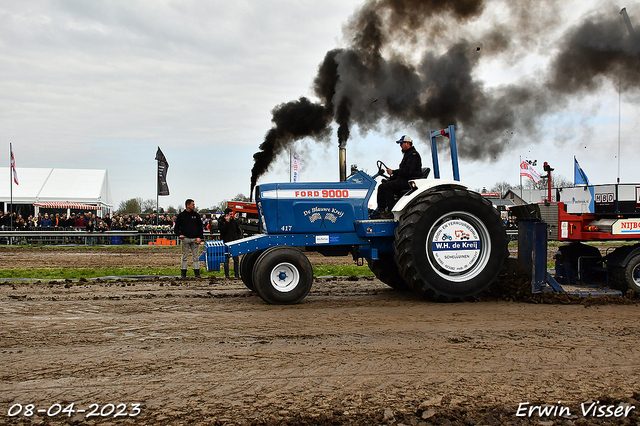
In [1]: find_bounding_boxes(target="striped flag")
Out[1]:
[520,160,540,184]
[291,151,302,182]
[10,143,18,185]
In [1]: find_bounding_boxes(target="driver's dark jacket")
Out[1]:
[391,146,422,181]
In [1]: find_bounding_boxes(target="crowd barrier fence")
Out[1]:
[0,231,222,246]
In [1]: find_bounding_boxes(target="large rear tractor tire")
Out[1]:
[252,247,314,304]
[394,189,508,301]
[366,253,410,291]
[239,250,264,291]
[611,253,640,294]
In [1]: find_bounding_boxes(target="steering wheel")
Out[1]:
[376,160,391,179]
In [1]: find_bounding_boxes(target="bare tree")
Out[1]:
[211,194,250,213]
[490,181,513,196]
[522,173,573,192]
[523,179,541,190]
[141,198,156,213]
[213,200,227,212]
[551,174,574,188]
[232,193,250,202]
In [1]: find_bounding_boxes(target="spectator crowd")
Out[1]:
[0,210,253,238]
[0,211,178,232]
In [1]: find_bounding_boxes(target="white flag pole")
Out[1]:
[519,156,522,199]
[10,143,13,231]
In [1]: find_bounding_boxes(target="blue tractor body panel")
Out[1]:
[201,170,397,272]
[255,171,377,235]
[202,219,398,271]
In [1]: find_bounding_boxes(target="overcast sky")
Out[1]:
[1,0,639,211]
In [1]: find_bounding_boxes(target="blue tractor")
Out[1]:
[204,126,508,304]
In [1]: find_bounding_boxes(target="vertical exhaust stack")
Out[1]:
[620,8,640,59]
[621,8,636,38]
[339,146,347,182]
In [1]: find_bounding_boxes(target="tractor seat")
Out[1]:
[396,167,431,199]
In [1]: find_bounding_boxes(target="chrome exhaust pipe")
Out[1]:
[339,147,347,182]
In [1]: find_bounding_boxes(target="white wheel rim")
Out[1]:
[633,262,640,286]
[269,262,300,293]
[426,211,491,282]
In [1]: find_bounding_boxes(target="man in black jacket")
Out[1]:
[218,208,243,278]
[174,199,204,278]
[373,135,422,219]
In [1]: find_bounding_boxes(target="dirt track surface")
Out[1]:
[1,248,640,425]
[0,247,356,269]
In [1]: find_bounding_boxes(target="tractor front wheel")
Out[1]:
[252,247,314,304]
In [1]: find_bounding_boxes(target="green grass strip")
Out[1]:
[0,264,374,280]
[313,264,374,277]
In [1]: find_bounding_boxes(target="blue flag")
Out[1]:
[574,156,590,186]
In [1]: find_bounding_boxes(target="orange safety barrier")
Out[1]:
[148,237,176,246]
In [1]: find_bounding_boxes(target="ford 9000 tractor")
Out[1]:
[203,126,509,304]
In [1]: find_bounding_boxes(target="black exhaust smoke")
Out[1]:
[250,97,332,197]
[249,1,640,195]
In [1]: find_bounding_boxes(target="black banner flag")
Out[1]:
[155,147,170,196]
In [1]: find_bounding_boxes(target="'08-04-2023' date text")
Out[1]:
[7,403,141,418]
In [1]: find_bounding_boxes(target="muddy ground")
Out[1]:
[0,243,600,269]
[1,246,639,425]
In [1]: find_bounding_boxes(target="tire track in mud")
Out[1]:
[2,277,640,425]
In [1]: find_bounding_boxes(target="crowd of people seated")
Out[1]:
[0,211,177,231]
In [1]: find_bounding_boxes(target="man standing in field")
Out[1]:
[218,208,243,278]
[174,199,203,278]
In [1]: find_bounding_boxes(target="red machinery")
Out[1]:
[226,201,258,216]
[226,201,260,235]
[513,182,640,296]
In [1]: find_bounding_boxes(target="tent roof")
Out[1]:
[0,167,112,207]
[39,169,108,199]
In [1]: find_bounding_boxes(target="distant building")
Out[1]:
[481,192,516,216]
[0,168,113,217]
[503,188,545,206]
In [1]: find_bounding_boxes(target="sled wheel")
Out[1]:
[252,247,314,304]
[394,188,508,301]
[367,252,410,291]
[239,250,264,291]
[611,253,640,294]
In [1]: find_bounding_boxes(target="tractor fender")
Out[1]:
[606,243,640,268]
[391,178,469,217]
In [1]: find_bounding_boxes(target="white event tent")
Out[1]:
[0,168,113,217]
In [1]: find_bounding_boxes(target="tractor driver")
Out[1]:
[371,135,422,219]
